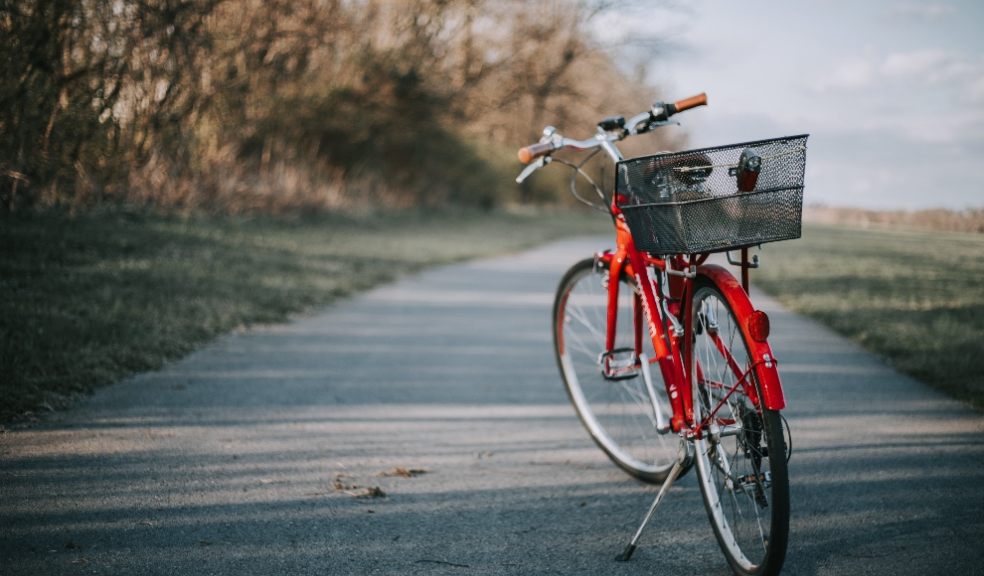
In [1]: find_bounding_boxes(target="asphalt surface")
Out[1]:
[2,236,983,576]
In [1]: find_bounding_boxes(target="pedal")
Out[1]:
[733,471,771,509]
[736,471,772,488]
[601,348,640,380]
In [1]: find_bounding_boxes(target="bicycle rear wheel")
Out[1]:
[553,258,678,483]
[691,281,789,576]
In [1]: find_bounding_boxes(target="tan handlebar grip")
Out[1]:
[517,141,555,164]
[673,92,708,113]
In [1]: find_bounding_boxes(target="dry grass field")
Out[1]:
[0,208,609,421]
[5,210,982,422]
[755,224,984,410]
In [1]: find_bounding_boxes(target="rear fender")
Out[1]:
[696,264,785,411]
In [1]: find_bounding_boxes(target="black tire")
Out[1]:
[690,280,789,575]
[553,258,679,483]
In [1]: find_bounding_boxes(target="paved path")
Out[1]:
[2,237,983,575]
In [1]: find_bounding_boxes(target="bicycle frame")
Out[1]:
[524,96,786,437]
[597,200,786,437]
[532,93,794,572]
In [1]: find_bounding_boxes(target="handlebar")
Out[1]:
[518,141,556,164]
[516,92,708,165]
[667,92,708,117]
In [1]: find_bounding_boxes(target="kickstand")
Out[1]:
[616,439,694,562]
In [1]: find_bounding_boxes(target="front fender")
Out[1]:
[696,264,786,411]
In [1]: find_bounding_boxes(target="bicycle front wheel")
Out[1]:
[553,258,678,483]
[691,281,789,576]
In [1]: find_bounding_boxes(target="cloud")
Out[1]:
[971,76,984,102]
[813,59,874,92]
[890,3,956,19]
[881,49,951,77]
[879,49,978,83]
[814,50,982,94]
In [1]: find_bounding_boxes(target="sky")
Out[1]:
[595,0,984,210]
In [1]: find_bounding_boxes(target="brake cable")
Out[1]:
[551,148,610,213]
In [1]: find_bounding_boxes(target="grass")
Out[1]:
[7,212,980,421]
[755,224,984,410]
[0,207,610,421]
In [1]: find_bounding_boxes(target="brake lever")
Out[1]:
[643,120,680,133]
[626,111,679,136]
[515,155,550,184]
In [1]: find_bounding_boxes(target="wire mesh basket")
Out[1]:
[616,134,808,254]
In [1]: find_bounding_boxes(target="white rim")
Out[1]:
[558,266,675,475]
[692,289,769,572]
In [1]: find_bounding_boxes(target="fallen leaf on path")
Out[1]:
[331,474,385,498]
[354,486,386,499]
[332,474,356,492]
[378,467,428,478]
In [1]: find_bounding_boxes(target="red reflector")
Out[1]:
[747,310,770,342]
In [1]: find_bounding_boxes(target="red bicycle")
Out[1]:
[516,93,807,576]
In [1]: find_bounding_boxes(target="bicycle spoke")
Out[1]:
[565,328,600,360]
[691,284,788,574]
[554,259,678,484]
[566,302,606,348]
